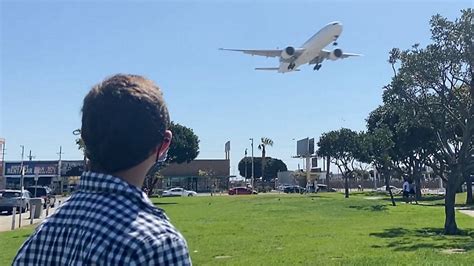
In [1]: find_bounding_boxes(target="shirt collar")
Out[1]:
[78,171,161,212]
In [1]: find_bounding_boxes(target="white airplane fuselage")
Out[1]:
[278,22,343,73]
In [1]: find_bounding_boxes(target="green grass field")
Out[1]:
[1,192,473,265]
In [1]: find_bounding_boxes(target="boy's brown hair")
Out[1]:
[81,74,170,173]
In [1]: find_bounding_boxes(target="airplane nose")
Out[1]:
[332,22,343,33]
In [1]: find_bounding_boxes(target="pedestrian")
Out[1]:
[14,74,191,265]
[409,180,418,204]
[402,178,410,203]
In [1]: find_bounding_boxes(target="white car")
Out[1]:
[376,185,402,194]
[162,188,197,197]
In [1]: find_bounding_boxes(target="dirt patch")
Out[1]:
[441,249,466,254]
[215,255,232,259]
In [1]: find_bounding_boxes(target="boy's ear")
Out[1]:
[157,130,172,158]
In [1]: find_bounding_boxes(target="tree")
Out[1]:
[366,102,438,201]
[258,137,274,180]
[167,122,200,164]
[238,157,287,183]
[385,9,473,234]
[358,128,397,206]
[318,128,361,198]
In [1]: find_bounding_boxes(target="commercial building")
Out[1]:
[160,159,230,192]
[3,159,230,193]
[3,160,84,194]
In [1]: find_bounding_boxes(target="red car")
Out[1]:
[228,187,258,195]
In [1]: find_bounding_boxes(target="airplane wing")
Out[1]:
[319,49,363,60]
[219,48,282,57]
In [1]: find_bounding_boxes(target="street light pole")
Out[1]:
[249,138,254,189]
[244,148,248,181]
[19,145,25,228]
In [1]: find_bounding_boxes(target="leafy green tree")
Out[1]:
[238,157,287,182]
[318,128,361,198]
[358,128,397,206]
[366,102,438,201]
[167,121,200,164]
[385,9,473,234]
[258,137,274,180]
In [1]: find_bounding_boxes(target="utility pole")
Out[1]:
[57,146,64,195]
[27,150,35,161]
[249,138,254,189]
[19,145,25,228]
[1,141,5,189]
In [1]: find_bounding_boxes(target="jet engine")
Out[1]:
[281,46,296,59]
[329,48,343,60]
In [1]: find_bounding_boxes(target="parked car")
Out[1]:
[0,190,31,214]
[162,188,197,197]
[315,184,337,192]
[228,187,258,195]
[283,185,305,194]
[25,186,56,207]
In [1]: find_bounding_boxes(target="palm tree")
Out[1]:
[258,137,274,181]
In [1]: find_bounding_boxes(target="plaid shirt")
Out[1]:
[13,171,191,265]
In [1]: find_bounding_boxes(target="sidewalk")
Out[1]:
[0,197,68,232]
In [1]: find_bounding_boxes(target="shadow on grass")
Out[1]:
[370,227,474,252]
[348,204,388,212]
[153,202,178,206]
[12,234,31,239]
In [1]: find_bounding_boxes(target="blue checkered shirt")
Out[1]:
[13,171,192,265]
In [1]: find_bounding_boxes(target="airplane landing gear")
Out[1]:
[333,42,338,46]
[288,63,296,70]
[313,64,322,71]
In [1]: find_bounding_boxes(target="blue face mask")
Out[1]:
[146,149,168,176]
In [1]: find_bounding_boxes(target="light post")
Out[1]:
[249,138,254,189]
[244,148,248,181]
[19,145,25,228]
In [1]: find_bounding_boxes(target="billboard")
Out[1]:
[4,160,84,177]
[61,160,85,176]
[5,161,58,177]
[296,138,315,157]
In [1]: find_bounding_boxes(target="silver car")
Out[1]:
[0,190,32,214]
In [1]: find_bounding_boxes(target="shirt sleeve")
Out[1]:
[129,235,192,266]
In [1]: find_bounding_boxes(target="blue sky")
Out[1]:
[1,0,470,176]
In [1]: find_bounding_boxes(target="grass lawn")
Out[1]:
[1,192,473,265]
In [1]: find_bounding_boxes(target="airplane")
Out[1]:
[219,21,361,73]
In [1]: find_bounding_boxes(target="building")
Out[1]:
[3,160,84,194]
[3,159,230,193]
[159,159,230,192]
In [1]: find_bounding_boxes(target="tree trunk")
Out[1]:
[384,172,396,206]
[413,163,422,201]
[326,156,330,188]
[465,172,473,205]
[444,177,458,235]
[344,175,349,198]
